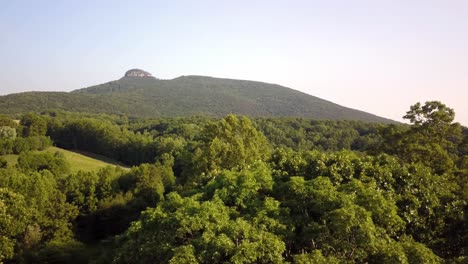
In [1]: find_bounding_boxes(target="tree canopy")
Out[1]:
[0,102,466,263]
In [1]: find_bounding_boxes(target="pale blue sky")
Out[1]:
[1,0,467,124]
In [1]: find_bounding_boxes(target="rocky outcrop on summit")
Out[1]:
[124,69,153,77]
[0,72,396,123]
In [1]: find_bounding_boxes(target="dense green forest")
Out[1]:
[0,75,393,123]
[0,101,466,263]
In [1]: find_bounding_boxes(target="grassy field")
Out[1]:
[1,146,129,173]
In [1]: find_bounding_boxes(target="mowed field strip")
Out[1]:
[1,146,129,173]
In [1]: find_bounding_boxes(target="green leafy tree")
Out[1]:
[187,115,271,184]
[20,113,47,137]
[0,169,78,251]
[113,193,285,264]
[0,188,31,262]
[17,151,71,176]
[204,161,274,210]
[397,101,462,174]
[0,115,18,128]
[404,101,455,128]
[339,179,404,235]
[0,126,16,139]
[322,204,379,261]
[131,163,169,206]
[205,115,270,170]
[62,171,100,214]
[169,245,199,264]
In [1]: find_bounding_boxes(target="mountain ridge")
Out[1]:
[0,71,396,123]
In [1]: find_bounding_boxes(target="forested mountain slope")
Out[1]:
[0,70,394,122]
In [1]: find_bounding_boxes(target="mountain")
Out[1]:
[0,69,394,123]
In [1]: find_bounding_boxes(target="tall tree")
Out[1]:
[393,101,462,174]
[20,113,47,137]
[0,188,31,262]
[187,115,271,184]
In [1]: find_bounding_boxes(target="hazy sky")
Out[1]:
[1,0,467,124]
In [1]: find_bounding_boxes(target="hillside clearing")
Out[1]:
[1,146,129,173]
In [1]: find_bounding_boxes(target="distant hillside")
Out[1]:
[0,92,115,114]
[0,70,395,123]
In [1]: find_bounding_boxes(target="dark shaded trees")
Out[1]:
[20,113,47,137]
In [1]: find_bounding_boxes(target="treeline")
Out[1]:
[39,112,390,166]
[0,114,52,158]
[0,101,467,263]
[44,109,466,172]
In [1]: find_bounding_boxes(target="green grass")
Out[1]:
[46,147,129,173]
[1,146,129,173]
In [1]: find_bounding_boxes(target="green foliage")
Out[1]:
[0,76,394,122]
[169,245,199,264]
[44,112,392,169]
[0,115,18,128]
[339,179,404,235]
[128,162,172,206]
[404,101,455,127]
[0,102,466,263]
[324,204,378,261]
[400,237,442,264]
[13,136,52,154]
[48,116,158,165]
[113,192,286,264]
[17,151,71,176]
[0,168,79,262]
[271,149,462,261]
[256,118,383,152]
[277,176,384,262]
[0,157,7,168]
[0,188,31,262]
[370,241,409,264]
[204,162,274,210]
[0,139,14,155]
[382,101,464,174]
[62,171,100,213]
[20,113,47,137]
[293,250,339,264]
[0,135,52,156]
[0,126,16,140]
[192,115,271,178]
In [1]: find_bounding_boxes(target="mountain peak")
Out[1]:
[0,74,395,123]
[124,69,153,78]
